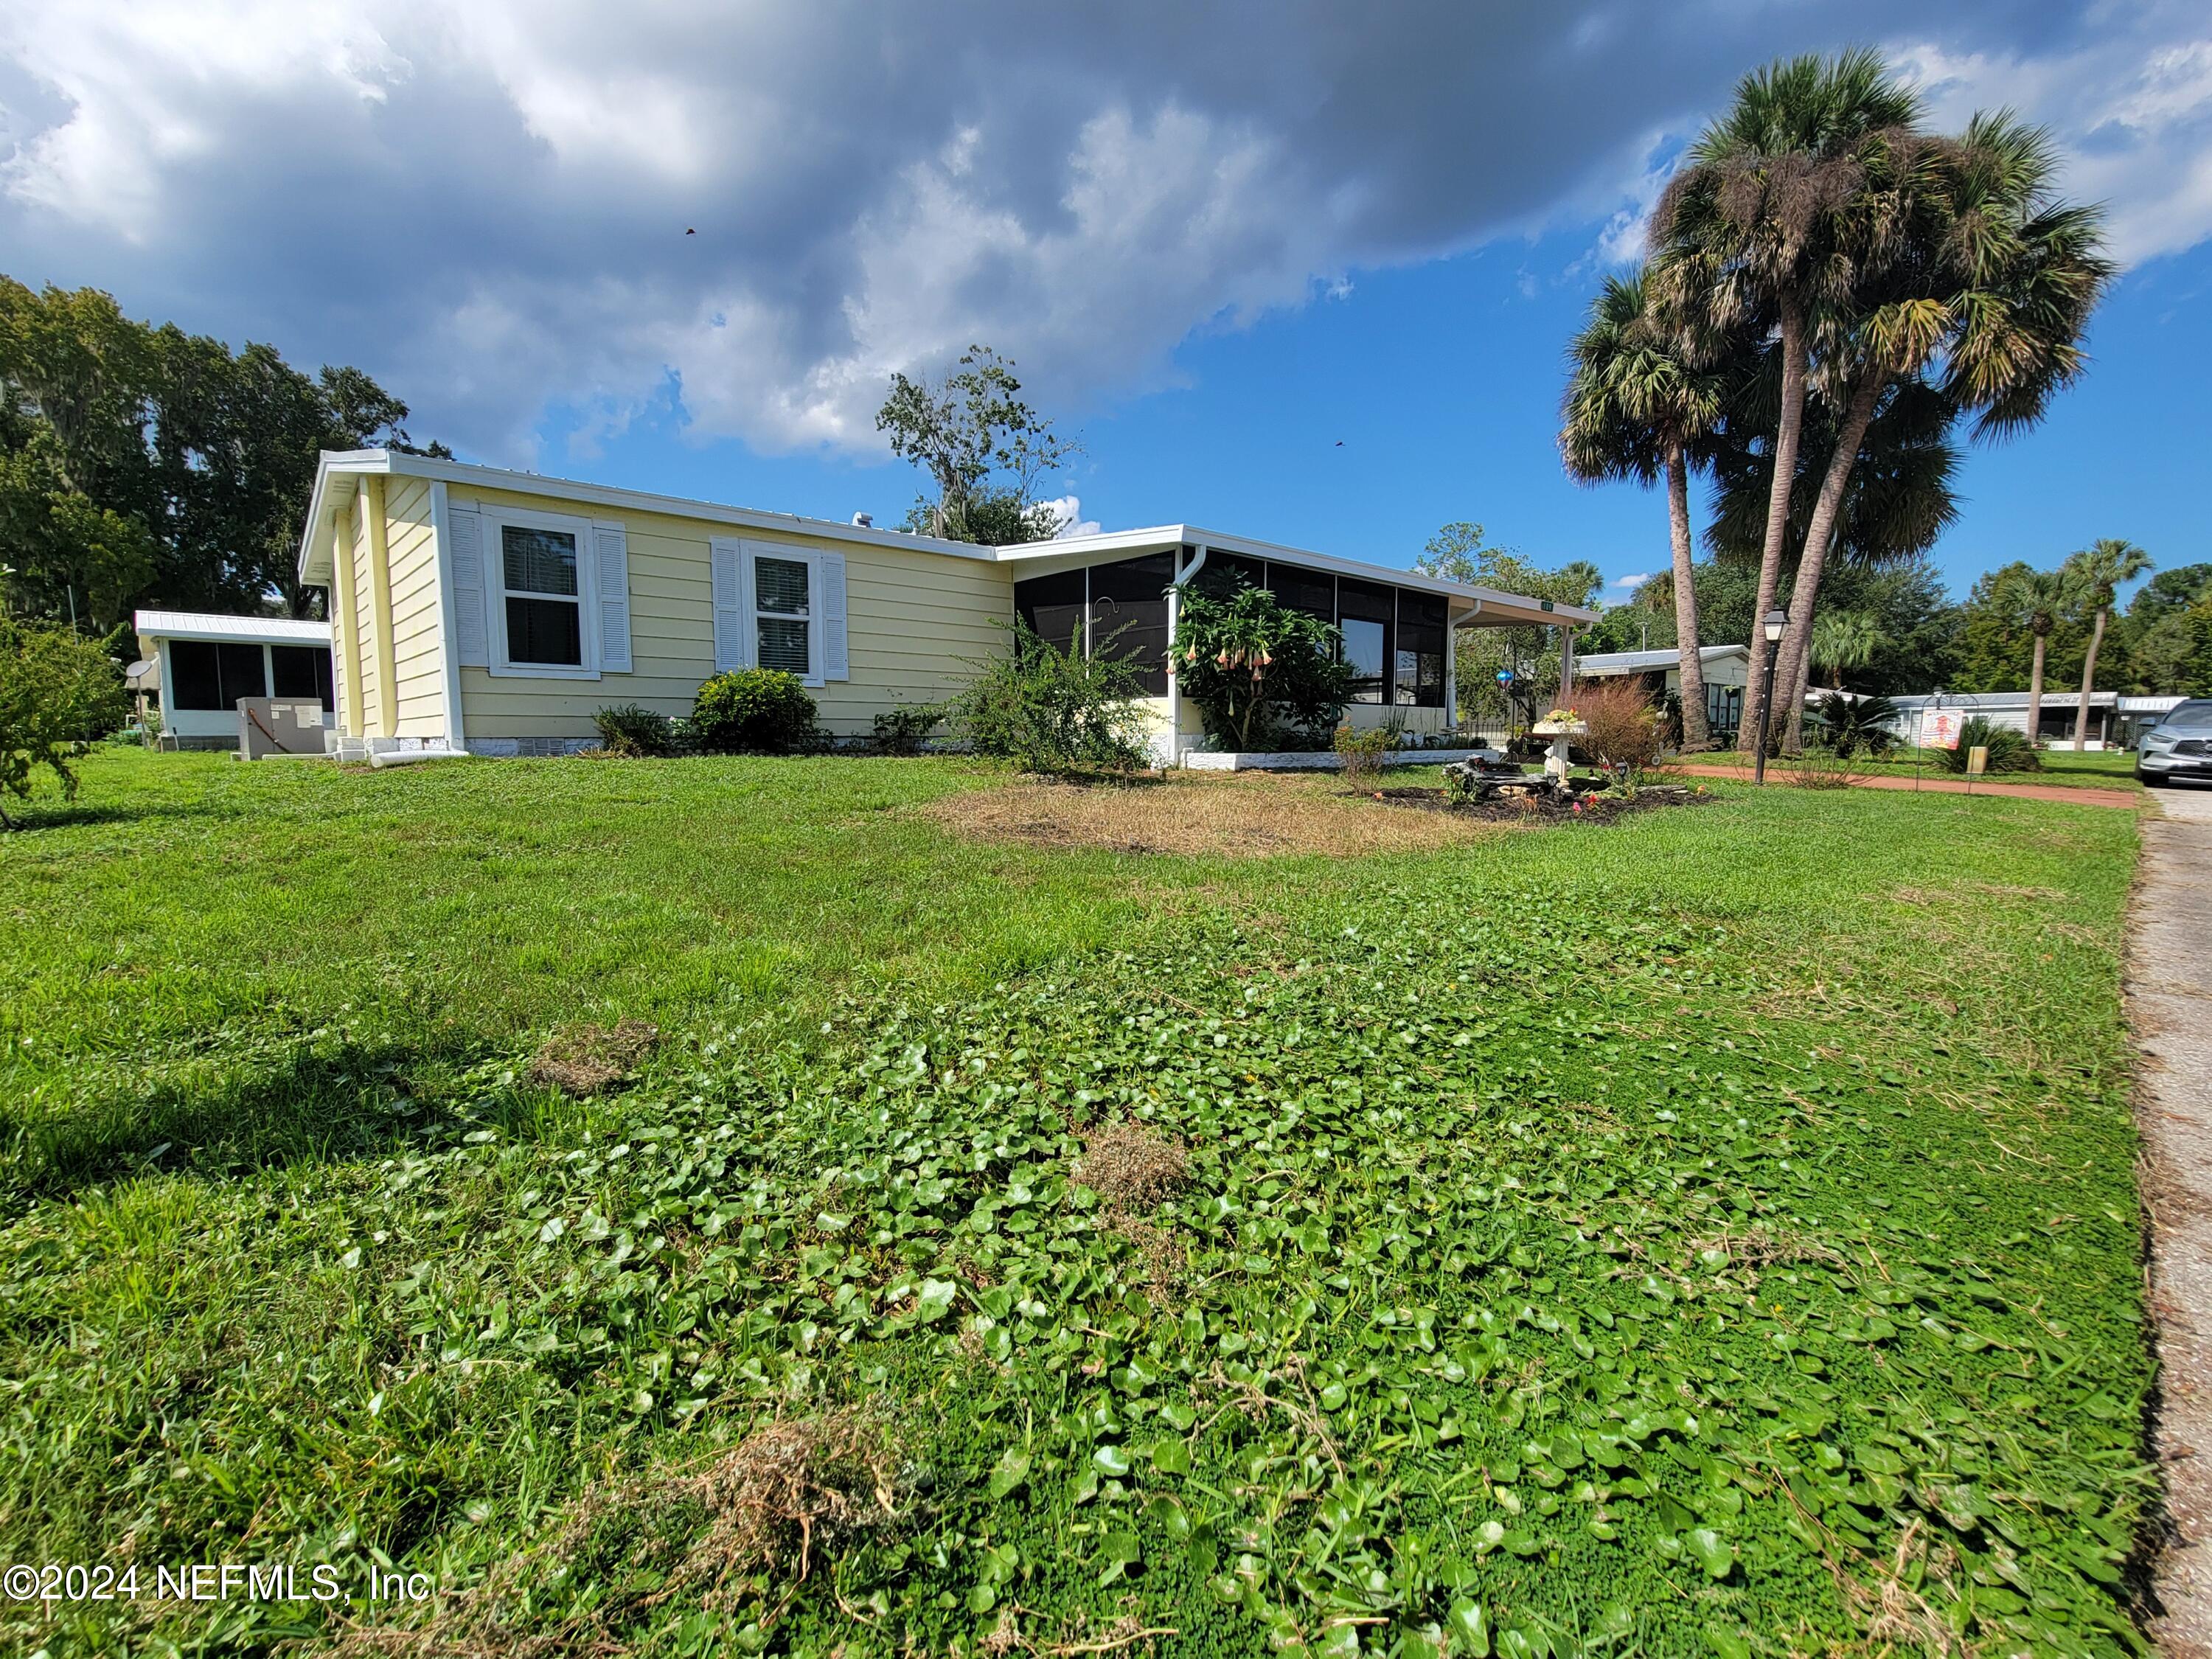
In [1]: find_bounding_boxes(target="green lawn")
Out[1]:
[0,749,2151,1658]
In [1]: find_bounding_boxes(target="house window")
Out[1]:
[271,644,335,710]
[1705,683,1742,741]
[1394,594,1447,708]
[481,504,599,678]
[1014,568,1088,655]
[754,554,812,676]
[1087,552,1174,696]
[1338,578,1395,704]
[501,525,584,666]
[170,641,268,711]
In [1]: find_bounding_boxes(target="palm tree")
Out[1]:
[1648,49,1924,754]
[1703,359,1961,744]
[1810,611,1882,688]
[1560,271,1728,748]
[1992,565,2072,749]
[1765,112,2113,741]
[2063,538,2154,749]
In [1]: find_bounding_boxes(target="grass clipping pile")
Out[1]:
[526,1019,660,1095]
[337,1409,905,1657]
[1076,1119,1192,1296]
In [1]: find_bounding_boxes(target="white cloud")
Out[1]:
[1888,8,2212,265]
[1613,572,1655,588]
[3,1,2202,467]
[1043,495,1102,539]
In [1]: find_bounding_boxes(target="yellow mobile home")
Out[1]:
[295,451,1594,762]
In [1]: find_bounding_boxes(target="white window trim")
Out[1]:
[746,544,824,688]
[482,504,602,680]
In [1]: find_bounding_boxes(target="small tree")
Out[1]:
[950,617,1152,773]
[875,346,1080,545]
[0,617,127,827]
[1172,585,1358,751]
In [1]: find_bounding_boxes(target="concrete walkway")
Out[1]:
[2132,783,2212,1655]
[1663,760,2140,810]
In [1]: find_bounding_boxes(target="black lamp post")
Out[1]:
[1751,608,1787,787]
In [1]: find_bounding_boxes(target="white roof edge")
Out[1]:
[296,450,994,586]
[1885,690,2124,705]
[135,608,333,644]
[1579,644,1753,669]
[997,524,1599,624]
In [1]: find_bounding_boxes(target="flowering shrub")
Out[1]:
[1174,585,1357,751]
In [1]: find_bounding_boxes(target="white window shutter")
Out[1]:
[448,508,489,667]
[710,537,748,671]
[594,521,632,672]
[821,552,849,681]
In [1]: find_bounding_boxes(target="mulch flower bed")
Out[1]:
[1357,782,1712,824]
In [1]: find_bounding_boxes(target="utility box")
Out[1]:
[237,698,330,759]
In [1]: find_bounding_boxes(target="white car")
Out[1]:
[2138,699,2212,786]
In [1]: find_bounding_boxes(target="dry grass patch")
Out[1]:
[336,1409,905,1658]
[1076,1119,1192,1211]
[925,771,1498,859]
[526,1018,661,1095]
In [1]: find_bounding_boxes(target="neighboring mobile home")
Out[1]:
[133,609,336,750]
[1574,644,1753,745]
[1880,691,2163,751]
[294,450,1596,764]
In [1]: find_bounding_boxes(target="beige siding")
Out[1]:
[348,494,382,735]
[451,485,1013,741]
[383,476,448,738]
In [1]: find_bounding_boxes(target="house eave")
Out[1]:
[992,525,1598,627]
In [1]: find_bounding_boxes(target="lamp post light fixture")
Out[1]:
[1751,608,1787,787]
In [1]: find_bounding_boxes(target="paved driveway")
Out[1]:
[2133,783,2212,1652]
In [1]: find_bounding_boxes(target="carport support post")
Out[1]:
[1165,545,1208,768]
[1559,624,1576,703]
[1444,613,1458,731]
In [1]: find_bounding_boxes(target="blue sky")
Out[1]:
[560,226,2212,604]
[6,3,2210,606]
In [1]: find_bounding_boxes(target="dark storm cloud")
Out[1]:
[3,1,2202,461]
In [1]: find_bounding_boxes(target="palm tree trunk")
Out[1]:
[1771,367,1883,756]
[1664,443,1709,751]
[2074,607,2107,751]
[1784,644,1816,751]
[2025,632,2046,751]
[1737,300,1808,754]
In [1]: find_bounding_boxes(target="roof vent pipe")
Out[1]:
[851,512,874,528]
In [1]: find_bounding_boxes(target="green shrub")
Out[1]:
[950,618,1152,774]
[690,670,821,755]
[591,703,680,757]
[871,703,942,757]
[1808,692,1899,758]
[1332,722,1397,784]
[0,618,127,827]
[1935,714,2041,774]
[1173,583,1358,750]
